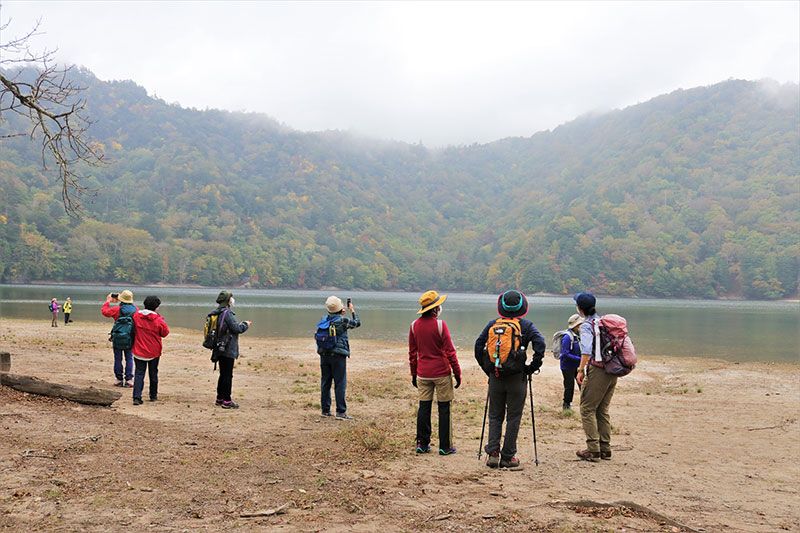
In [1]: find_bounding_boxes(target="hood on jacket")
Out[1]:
[137,309,161,321]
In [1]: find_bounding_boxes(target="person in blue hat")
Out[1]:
[474,290,545,470]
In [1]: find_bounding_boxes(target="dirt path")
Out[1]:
[0,318,798,532]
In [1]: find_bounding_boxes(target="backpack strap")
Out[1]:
[592,317,602,363]
[410,318,443,338]
[437,319,443,338]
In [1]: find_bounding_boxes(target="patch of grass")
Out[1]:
[335,421,406,456]
[558,408,576,419]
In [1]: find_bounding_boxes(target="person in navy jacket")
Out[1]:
[560,314,584,411]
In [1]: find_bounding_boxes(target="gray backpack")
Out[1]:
[550,329,574,359]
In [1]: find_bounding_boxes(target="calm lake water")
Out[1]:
[1,284,798,363]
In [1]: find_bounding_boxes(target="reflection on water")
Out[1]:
[1,284,798,363]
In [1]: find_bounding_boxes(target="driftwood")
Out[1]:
[0,373,121,406]
[552,500,702,532]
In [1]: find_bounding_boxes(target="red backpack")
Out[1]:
[593,314,637,377]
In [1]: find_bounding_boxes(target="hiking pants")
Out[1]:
[51,312,58,327]
[416,400,453,449]
[133,357,160,401]
[64,313,70,325]
[113,348,133,381]
[562,367,578,406]
[580,365,617,454]
[485,372,527,460]
[216,357,235,401]
[320,354,347,415]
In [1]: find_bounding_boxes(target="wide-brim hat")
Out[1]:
[326,295,344,313]
[567,313,584,329]
[497,290,528,318]
[118,290,134,304]
[417,290,447,314]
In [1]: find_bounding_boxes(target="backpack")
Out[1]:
[315,315,340,353]
[485,318,523,376]
[203,309,229,352]
[592,314,637,377]
[551,329,574,359]
[109,312,135,350]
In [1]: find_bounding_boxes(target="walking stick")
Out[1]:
[528,375,539,466]
[478,381,489,460]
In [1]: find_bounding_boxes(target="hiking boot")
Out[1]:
[600,450,612,460]
[220,400,240,409]
[576,449,601,462]
[133,398,143,406]
[416,442,431,454]
[148,397,157,402]
[321,411,332,417]
[439,447,457,456]
[123,380,133,388]
[215,398,224,406]
[500,456,522,469]
[562,403,572,411]
[486,451,500,468]
[114,380,124,387]
[335,413,353,421]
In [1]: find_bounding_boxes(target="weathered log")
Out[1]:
[0,373,122,406]
[0,352,10,373]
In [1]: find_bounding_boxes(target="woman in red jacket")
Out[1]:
[131,295,170,405]
[408,290,462,456]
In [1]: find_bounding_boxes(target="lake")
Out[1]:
[1,284,798,363]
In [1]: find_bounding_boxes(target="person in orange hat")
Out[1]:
[409,290,462,455]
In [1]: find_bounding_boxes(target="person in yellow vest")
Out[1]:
[63,297,73,325]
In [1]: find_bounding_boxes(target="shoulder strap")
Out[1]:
[437,319,443,338]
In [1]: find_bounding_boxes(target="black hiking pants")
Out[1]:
[416,400,452,450]
[485,372,527,460]
[216,357,235,401]
[562,367,578,406]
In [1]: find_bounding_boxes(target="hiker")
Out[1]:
[474,290,545,469]
[559,313,584,411]
[49,298,59,327]
[131,296,170,405]
[63,297,73,325]
[408,290,461,455]
[102,290,138,387]
[316,295,360,420]
[210,291,251,409]
[574,292,615,462]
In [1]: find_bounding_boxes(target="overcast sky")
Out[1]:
[2,1,798,146]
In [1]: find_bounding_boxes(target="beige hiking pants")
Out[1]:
[580,365,617,453]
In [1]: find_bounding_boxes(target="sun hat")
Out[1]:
[567,313,584,329]
[497,290,528,318]
[216,290,233,305]
[573,292,596,312]
[118,290,134,304]
[417,290,447,314]
[326,295,344,313]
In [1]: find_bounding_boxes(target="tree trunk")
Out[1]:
[0,373,122,406]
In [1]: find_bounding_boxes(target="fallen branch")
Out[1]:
[21,449,56,459]
[239,502,291,518]
[552,500,702,533]
[0,373,121,406]
[746,418,796,431]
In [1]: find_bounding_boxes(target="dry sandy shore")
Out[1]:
[0,318,798,532]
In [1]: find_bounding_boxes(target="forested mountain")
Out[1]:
[1,68,798,299]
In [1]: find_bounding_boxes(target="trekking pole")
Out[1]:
[528,375,539,466]
[478,381,489,460]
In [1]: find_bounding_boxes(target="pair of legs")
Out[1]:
[51,312,58,327]
[320,354,347,415]
[216,357,235,402]
[485,372,527,461]
[64,313,71,325]
[415,375,455,451]
[113,348,133,384]
[562,367,578,408]
[133,357,159,401]
[579,365,618,454]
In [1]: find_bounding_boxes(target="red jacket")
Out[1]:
[408,316,461,380]
[101,301,138,320]
[131,309,169,359]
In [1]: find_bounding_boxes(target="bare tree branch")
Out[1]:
[0,12,103,216]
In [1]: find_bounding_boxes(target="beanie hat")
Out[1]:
[497,290,528,318]
[216,290,233,305]
[118,290,134,304]
[325,296,344,313]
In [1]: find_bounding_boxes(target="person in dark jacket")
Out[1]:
[560,313,584,411]
[474,290,545,470]
[409,290,461,455]
[101,290,138,387]
[131,296,170,405]
[211,291,251,409]
[317,295,361,420]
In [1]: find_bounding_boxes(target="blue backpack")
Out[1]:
[315,315,340,352]
[109,309,135,350]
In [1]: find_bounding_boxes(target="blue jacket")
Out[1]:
[560,330,581,371]
[317,313,361,357]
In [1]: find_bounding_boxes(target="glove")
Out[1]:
[454,375,461,389]
[526,357,543,375]
[412,375,417,388]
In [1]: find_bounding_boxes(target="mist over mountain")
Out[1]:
[1,68,797,299]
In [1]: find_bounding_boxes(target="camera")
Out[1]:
[346,298,352,306]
